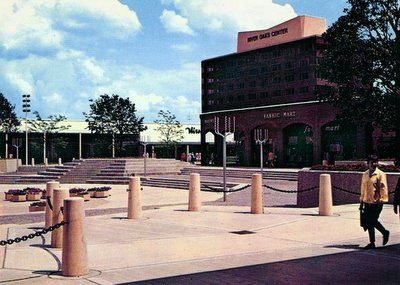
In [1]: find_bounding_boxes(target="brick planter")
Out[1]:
[4,193,13,201]
[29,205,46,212]
[27,193,42,201]
[10,195,27,202]
[94,190,109,198]
[77,192,90,201]
[297,169,400,207]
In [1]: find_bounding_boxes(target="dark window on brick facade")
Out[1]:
[273,76,281,84]
[237,94,245,101]
[299,86,309,93]
[272,90,281,96]
[285,88,295,95]
[248,93,257,100]
[285,74,294,82]
[249,81,256,88]
[259,92,269,98]
[300,73,309,80]
[271,64,281,71]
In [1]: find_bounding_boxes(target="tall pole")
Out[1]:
[43,132,46,164]
[222,135,227,202]
[79,133,82,159]
[111,133,115,158]
[255,128,268,180]
[5,133,8,158]
[22,94,30,166]
[214,116,235,202]
[144,143,147,176]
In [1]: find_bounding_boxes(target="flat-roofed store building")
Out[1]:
[201,16,387,167]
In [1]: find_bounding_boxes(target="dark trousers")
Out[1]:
[364,203,387,243]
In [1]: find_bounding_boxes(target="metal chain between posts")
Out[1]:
[0,221,67,246]
[263,185,318,193]
[332,185,396,196]
[201,184,251,193]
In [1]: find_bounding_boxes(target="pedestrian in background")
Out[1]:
[393,177,400,221]
[359,155,390,249]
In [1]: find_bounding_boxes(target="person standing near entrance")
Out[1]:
[359,155,390,249]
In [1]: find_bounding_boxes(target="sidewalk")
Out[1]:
[1,185,399,284]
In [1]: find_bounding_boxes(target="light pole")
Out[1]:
[22,94,31,166]
[214,116,235,202]
[140,135,149,176]
[254,128,268,178]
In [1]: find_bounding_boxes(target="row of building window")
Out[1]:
[204,43,316,72]
[205,73,311,94]
[205,86,311,106]
[206,59,313,80]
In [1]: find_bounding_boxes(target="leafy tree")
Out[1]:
[0,93,20,158]
[318,0,400,166]
[154,110,184,144]
[84,94,146,157]
[28,111,71,162]
[0,93,20,132]
[154,110,183,158]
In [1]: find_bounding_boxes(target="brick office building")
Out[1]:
[200,16,380,167]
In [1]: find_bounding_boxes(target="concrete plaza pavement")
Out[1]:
[0,182,399,284]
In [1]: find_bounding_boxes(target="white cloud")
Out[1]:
[171,43,194,51]
[0,0,142,55]
[163,0,297,33]
[160,9,195,35]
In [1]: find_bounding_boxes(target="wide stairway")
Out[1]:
[86,159,188,184]
[179,167,299,181]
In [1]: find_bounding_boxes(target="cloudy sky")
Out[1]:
[0,0,347,123]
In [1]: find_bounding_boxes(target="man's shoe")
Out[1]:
[383,231,390,246]
[363,243,376,249]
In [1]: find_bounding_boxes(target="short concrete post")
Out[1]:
[319,174,333,216]
[127,177,142,219]
[251,173,263,214]
[62,197,88,277]
[45,181,60,228]
[58,158,62,165]
[31,158,35,166]
[188,173,201,211]
[45,157,48,166]
[51,188,69,248]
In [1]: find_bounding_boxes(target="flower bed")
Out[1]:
[69,188,86,197]
[310,164,400,172]
[24,187,43,201]
[29,201,46,212]
[10,190,27,202]
[4,189,23,201]
[88,186,111,198]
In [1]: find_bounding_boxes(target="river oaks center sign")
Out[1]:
[247,28,288,43]
[237,16,326,53]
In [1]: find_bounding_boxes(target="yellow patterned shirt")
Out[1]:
[360,168,388,204]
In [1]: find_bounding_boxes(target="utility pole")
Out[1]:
[22,94,31,166]
[214,116,235,202]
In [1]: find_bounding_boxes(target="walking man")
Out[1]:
[359,155,390,249]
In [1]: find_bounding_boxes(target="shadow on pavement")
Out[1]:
[122,244,400,285]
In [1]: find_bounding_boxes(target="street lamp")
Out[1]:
[22,94,31,166]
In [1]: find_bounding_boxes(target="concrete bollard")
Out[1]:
[45,157,48,166]
[188,173,201,211]
[45,181,60,228]
[51,188,69,248]
[319,174,333,216]
[62,197,88,277]
[127,177,142,219]
[58,158,62,165]
[31,158,35,166]
[251,174,264,214]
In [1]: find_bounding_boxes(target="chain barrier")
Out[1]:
[332,185,396,196]
[263,185,318,194]
[0,221,67,247]
[201,184,251,193]
[331,185,359,196]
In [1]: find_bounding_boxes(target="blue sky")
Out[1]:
[0,0,348,123]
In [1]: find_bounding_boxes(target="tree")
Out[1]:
[154,110,184,158]
[28,111,71,162]
[84,94,146,157]
[0,93,20,158]
[318,0,400,166]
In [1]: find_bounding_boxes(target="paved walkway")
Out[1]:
[1,182,399,284]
